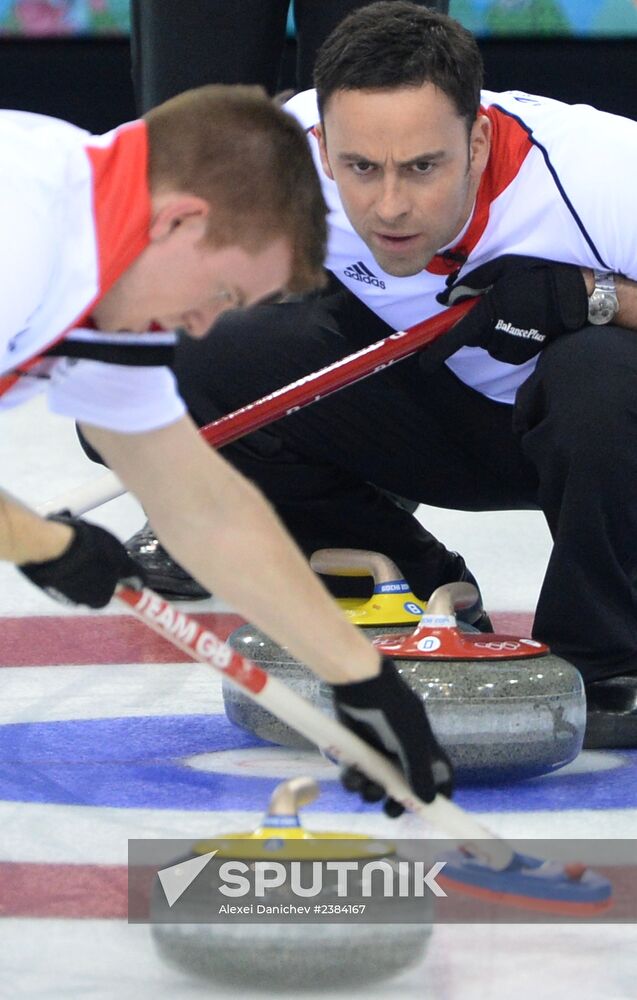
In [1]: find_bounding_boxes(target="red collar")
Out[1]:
[82,119,152,314]
[0,120,152,397]
[427,105,532,275]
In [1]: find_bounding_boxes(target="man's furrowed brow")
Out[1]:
[400,150,446,167]
[337,150,447,166]
[337,151,374,163]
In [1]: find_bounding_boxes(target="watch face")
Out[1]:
[588,291,617,325]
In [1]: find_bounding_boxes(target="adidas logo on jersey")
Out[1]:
[495,319,545,342]
[344,261,386,289]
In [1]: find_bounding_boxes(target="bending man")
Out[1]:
[0,84,450,811]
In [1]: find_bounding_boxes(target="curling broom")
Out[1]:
[115,581,613,916]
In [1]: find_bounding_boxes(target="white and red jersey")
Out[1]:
[286,89,637,403]
[0,111,185,432]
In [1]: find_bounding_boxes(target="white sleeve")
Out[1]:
[552,107,637,278]
[46,359,186,433]
[0,184,57,356]
[491,93,637,278]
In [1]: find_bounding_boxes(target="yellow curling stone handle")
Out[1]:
[310,548,425,627]
[194,777,395,861]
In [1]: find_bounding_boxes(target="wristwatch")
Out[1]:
[587,270,619,325]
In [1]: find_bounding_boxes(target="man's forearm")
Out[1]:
[0,489,72,564]
[82,417,382,685]
[151,471,382,682]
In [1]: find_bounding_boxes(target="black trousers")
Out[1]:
[130,0,449,112]
[174,280,637,683]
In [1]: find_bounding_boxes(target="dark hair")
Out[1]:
[314,2,483,131]
[145,84,327,293]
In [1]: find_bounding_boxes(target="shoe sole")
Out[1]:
[583,710,637,750]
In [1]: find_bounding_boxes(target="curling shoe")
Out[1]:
[125,521,211,600]
[583,673,637,749]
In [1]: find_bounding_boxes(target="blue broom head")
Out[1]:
[438,849,613,915]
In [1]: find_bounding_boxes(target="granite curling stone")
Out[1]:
[150,777,432,990]
[223,549,426,750]
[371,582,586,782]
[224,566,586,783]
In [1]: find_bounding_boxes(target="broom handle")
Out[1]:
[38,302,473,517]
[115,581,513,871]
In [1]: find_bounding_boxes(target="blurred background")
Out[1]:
[0,0,635,132]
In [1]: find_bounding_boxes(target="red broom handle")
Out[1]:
[38,301,472,517]
[115,579,511,869]
[200,300,473,448]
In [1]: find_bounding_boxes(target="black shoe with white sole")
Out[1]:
[125,522,211,600]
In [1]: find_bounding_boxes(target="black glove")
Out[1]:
[19,514,146,608]
[419,255,588,371]
[332,656,453,817]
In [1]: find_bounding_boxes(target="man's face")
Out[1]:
[316,84,490,276]
[93,209,291,337]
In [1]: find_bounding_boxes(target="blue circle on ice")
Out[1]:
[0,715,634,812]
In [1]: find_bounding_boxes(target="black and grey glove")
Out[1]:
[332,656,453,817]
[420,255,588,371]
[19,514,146,608]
